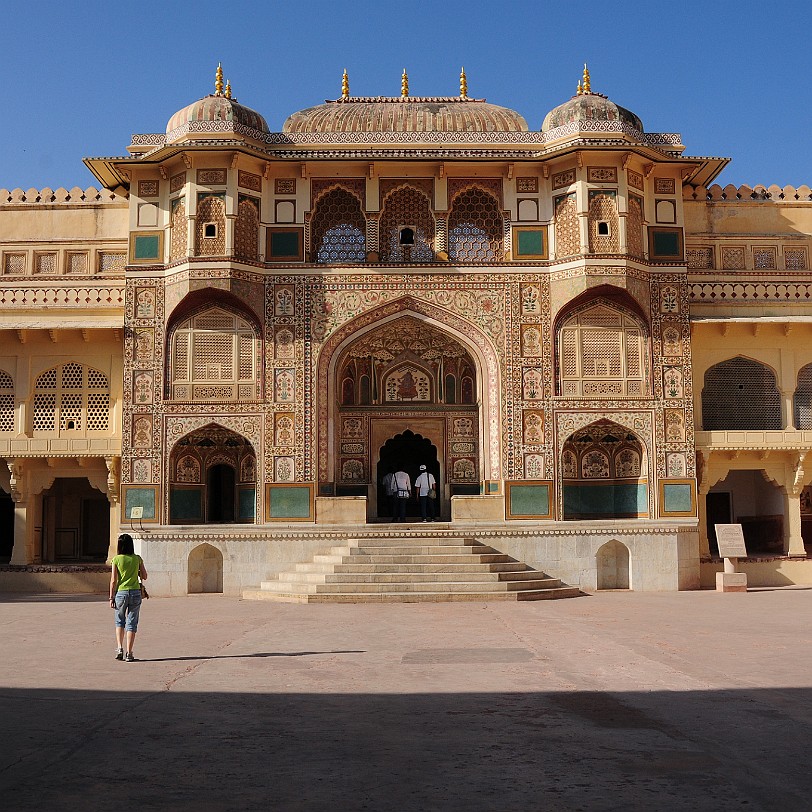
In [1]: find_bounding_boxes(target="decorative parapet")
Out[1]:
[132,125,684,154]
[0,186,126,205]
[684,183,812,202]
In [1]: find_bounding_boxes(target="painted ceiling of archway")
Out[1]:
[342,316,473,363]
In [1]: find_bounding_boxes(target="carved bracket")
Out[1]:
[105,455,121,504]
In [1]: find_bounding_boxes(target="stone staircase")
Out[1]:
[242,531,581,603]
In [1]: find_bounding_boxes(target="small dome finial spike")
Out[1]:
[342,68,349,100]
[582,62,591,94]
[401,68,409,98]
[460,66,468,99]
[577,80,582,96]
[225,79,232,99]
[215,63,224,96]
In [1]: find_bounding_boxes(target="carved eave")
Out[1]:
[680,156,731,188]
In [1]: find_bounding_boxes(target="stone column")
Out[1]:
[697,484,711,556]
[783,492,806,556]
[781,388,795,430]
[105,455,121,562]
[7,460,30,565]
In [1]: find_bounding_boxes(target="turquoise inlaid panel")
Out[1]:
[170,487,203,521]
[133,234,160,260]
[269,485,312,519]
[238,487,256,521]
[564,483,647,516]
[516,229,544,257]
[663,483,693,513]
[271,231,300,258]
[652,230,680,257]
[509,484,550,517]
[124,487,156,520]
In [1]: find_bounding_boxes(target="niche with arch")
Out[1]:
[188,543,224,593]
[596,540,630,590]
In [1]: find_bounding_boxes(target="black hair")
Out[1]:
[117,533,135,555]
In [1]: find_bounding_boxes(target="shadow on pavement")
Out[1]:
[141,650,366,662]
[1,687,810,811]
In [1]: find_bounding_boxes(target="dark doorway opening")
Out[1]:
[706,491,731,556]
[41,478,109,562]
[0,492,13,562]
[377,430,439,521]
[207,464,236,523]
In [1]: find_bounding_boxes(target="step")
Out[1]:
[313,553,513,565]
[242,587,582,603]
[295,561,530,574]
[344,536,475,547]
[263,578,562,594]
[274,570,547,585]
[334,545,499,556]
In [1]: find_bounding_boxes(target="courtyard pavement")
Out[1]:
[1,588,811,811]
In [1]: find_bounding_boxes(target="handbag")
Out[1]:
[397,489,409,498]
[140,582,150,600]
[428,485,437,499]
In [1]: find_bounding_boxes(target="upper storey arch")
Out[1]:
[379,184,435,263]
[448,184,504,262]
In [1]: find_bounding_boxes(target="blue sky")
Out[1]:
[2,1,809,190]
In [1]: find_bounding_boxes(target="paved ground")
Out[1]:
[1,588,811,811]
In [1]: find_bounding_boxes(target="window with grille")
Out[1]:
[558,303,648,398]
[235,196,260,261]
[31,363,109,433]
[448,187,504,262]
[627,196,644,258]
[554,193,580,258]
[195,194,226,256]
[703,357,781,430]
[588,191,619,253]
[794,364,812,429]
[0,370,13,432]
[379,187,435,263]
[170,307,260,401]
[311,188,367,264]
[170,198,187,262]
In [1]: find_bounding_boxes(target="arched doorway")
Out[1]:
[168,424,256,524]
[561,420,649,520]
[376,430,440,521]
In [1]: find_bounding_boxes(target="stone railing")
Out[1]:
[0,186,126,205]
[684,183,812,202]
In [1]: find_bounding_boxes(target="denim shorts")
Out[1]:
[114,589,143,633]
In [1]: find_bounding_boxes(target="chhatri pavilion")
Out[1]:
[1,65,810,598]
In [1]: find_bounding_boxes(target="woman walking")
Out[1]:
[110,533,147,662]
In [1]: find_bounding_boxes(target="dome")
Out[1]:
[166,94,270,142]
[541,92,643,135]
[283,97,529,134]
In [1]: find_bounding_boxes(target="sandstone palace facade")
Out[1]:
[2,67,810,596]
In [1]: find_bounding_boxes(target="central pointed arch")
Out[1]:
[316,296,502,486]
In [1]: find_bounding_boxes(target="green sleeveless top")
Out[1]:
[113,554,142,591]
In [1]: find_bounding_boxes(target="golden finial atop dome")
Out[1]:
[582,63,591,94]
[460,67,468,99]
[225,80,232,99]
[401,68,409,98]
[577,80,582,96]
[342,68,349,100]
[215,63,224,96]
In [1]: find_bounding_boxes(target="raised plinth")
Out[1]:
[716,572,748,593]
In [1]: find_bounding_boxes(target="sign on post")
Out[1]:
[714,524,747,559]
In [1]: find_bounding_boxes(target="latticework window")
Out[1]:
[235,197,259,261]
[0,371,13,432]
[558,303,648,398]
[627,196,644,258]
[311,188,367,264]
[794,365,812,428]
[170,198,187,262]
[379,187,435,263]
[170,307,260,401]
[588,192,619,253]
[32,363,109,433]
[448,187,504,262]
[703,357,781,430]
[195,194,226,256]
[554,194,579,258]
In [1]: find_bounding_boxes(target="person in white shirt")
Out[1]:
[414,464,437,522]
[392,469,411,522]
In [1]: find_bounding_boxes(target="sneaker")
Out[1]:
[115,648,124,661]
[124,652,136,662]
